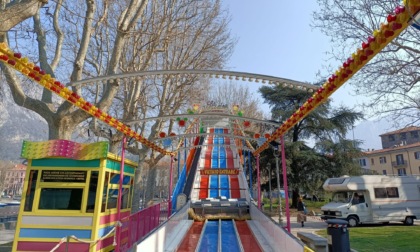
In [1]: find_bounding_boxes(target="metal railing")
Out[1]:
[118,200,171,252]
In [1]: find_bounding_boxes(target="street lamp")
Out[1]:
[270,142,283,225]
[274,147,283,225]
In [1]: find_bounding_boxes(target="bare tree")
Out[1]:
[1,0,235,210]
[207,81,265,119]
[313,0,420,127]
[1,0,152,140]
[0,0,47,35]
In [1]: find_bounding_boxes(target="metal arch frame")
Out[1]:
[156,133,260,143]
[126,113,282,127]
[126,112,279,153]
[175,144,254,153]
[68,69,318,91]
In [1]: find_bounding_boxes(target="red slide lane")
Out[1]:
[204,128,214,169]
[235,221,263,252]
[177,222,204,252]
[204,148,212,169]
[226,147,234,168]
[199,175,209,199]
[230,176,241,199]
[224,128,230,144]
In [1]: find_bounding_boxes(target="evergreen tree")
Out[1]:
[259,85,363,207]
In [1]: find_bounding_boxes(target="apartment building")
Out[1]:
[380,126,420,149]
[2,163,26,196]
[362,126,420,176]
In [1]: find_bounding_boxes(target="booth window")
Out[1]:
[24,170,38,212]
[86,171,99,213]
[121,188,130,209]
[102,172,110,212]
[39,188,83,210]
[104,172,133,210]
[107,188,118,209]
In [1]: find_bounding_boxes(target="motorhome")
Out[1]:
[321,175,420,227]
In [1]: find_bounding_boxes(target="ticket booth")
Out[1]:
[12,140,137,252]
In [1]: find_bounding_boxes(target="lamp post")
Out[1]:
[274,147,283,225]
[257,154,261,210]
[168,155,174,217]
[281,135,291,232]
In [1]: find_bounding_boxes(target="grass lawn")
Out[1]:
[316,224,420,252]
[261,198,326,216]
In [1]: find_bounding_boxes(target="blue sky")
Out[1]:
[222,1,384,149]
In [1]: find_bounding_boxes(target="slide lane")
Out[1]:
[177,220,259,252]
[235,221,263,252]
[200,128,214,199]
[198,221,219,252]
[226,147,234,168]
[199,175,209,199]
[220,175,229,198]
[200,128,237,199]
[229,176,241,199]
[221,220,241,252]
[177,222,204,252]
[209,175,219,198]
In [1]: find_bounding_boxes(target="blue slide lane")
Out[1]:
[219,146,226,168]
[209,128,231,198]
[199,221,219,252]
[221,220,240,252]
[220,175,229,198]
[209,175,218,198]
[219,142,229,197]
[212,146,219,160]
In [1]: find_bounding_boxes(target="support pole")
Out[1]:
[168,155,174,217]
[248,150,253,198]
[116,136,126,252]
[177,148,180,180]
[257,154,261,210]
[275,152,283,224]
[281,135,291,232]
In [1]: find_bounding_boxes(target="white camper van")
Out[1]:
[321,175,420,227]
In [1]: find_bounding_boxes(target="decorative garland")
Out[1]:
[254,2,420,155]
[0,44,173,156]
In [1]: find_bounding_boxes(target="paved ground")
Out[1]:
[0,229,14,252]
[271,215,327,237]
[0,229,15,245]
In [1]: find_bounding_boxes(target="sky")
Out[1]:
[222,1,386,150]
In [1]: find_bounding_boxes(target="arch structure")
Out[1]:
[0,45,308,156]
[68,69,318,92]
[0,1,419,157]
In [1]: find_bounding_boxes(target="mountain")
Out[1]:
[348,118,395,151]
[0,94,47,161]
[0,92,395,160]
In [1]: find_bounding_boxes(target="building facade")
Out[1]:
[380,126,420,149]
[3,163,26,196]
[362,127,420,176]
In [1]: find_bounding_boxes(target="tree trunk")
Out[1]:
[292,188,299,209]
[0,0,47,34]
[131,152,147,213]
[47,116,77,140]
[145,166,157,205]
